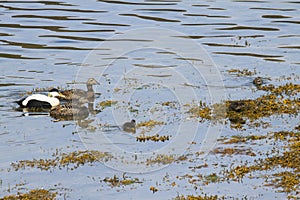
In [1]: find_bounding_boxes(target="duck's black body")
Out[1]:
[15,89,65,110]
[16,98,52,109]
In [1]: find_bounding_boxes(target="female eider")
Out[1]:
[61,78,100,102]
[50,101,89,121]
[15,88,66,109]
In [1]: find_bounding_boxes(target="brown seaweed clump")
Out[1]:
[221,135,267,144]
[136,120,165,128]
[11,150,112,171]
[98,100,118,109]
[212,147,256,157]
[174,194,219,200]
[0,189,56,200]
[136,134,170,142]
[259,82,300,96]
[188,83,300,127]
[146,154,175,165]
[224,131,300,194]
[227,68,257,76]
[103,174,142,187]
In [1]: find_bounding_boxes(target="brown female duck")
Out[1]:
[50,100,89,121]
[61,78,99,102]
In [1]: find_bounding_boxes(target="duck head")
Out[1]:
[48,88,67,99]
[87,78,100,86]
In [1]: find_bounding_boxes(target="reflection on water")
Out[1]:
[0,0,300,199]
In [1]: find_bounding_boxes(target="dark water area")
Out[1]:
[0,0,300,199]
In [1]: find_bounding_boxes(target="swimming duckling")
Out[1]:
[253,77,263,87]
[50,101,89,121]
[15,88,66,109]
[61,78,100,102]
[122,119,136,133]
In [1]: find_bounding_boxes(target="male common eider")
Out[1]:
[15,88,66,109]
[50,101,89,121]
[61,78,100,101]
[122,119,136,133]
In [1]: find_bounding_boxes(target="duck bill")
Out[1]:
[58,92,67,99]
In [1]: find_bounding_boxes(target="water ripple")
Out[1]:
[1,39,94,50]
[12,14,96,21]
[119,13,181,22]
[217,25,279,31]
[214,51,283,59]
[0,4,107,13]
[98,0,177,5]
[0,53,42,59]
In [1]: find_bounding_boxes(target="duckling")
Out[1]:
[15,88,66,109]
[253,77,263,87]
[61,78,100,102]
[122,119,136,133]
[228,101,245,112]
[50,101,89,121]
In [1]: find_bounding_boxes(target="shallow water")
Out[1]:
[1,0,300,199]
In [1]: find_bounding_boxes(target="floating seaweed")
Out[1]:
[136,120,165,128]
[174,194,219,200]
[0,189,56,200]
[102,174,142,187]
[146,154,175,165]
[188,83,300,128]
[98,100,118,109]
[223,130,300,194]
[136,134,170,142]
[11,150,112,171]
[212,147,256,157]
[227,68,257,76]
[149,186,158,194]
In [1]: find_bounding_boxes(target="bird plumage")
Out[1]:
[61,78,99,101]
[122,119,136,133]
[50,102,89,120]
[15,89,66,109]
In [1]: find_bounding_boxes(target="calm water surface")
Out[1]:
[0,0,300,199]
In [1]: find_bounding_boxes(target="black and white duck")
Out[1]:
[61,78,100,102]
[15,88,66,109]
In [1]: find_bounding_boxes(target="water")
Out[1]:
[0,0,300,199]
